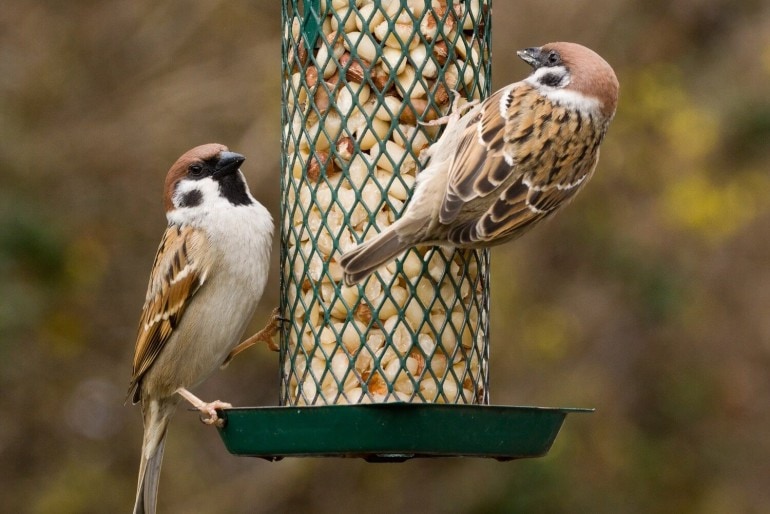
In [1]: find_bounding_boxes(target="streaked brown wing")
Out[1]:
[439,87,513,224]
[442,83,602,246]
[128,224,212,400]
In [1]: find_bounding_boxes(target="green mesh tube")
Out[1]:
[280,0,492,406]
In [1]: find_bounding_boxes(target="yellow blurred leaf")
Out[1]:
[663,106,719,161]
[520,306,579,361]
[661,171,769,242]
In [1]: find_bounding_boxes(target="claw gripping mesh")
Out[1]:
[280,0,492,406]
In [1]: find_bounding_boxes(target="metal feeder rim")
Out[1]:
[215,403,593,461]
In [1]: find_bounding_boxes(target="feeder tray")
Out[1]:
[217,404,592,462]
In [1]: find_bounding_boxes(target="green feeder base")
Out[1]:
[216,404,592,462]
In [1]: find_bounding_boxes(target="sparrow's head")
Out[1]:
[518,42,619,119]
[163,143,253,212]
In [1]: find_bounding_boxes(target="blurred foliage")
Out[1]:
[1,1,769,513]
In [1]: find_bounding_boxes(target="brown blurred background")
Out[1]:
[2,1,769,513]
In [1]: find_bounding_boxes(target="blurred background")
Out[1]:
[1,1,769,512]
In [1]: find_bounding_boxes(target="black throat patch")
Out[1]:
[217,173,253,206]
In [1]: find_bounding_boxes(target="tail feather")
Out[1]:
[339,229,411,286]
[134,398,174,514]
[134,434,167,514]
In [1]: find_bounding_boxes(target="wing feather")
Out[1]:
[127,224,212,402]
[442,83,603,246]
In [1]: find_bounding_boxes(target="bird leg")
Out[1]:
[221,307,284,369]
[177,388,231,427]
[420,89,479,127]
[417,91,480,166]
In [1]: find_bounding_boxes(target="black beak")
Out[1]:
[213,151,245,177]
[517,47,543,68]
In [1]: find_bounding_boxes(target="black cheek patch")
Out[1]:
[541,73,563,87]
[179,189,203,208]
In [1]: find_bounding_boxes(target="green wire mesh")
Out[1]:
[280,0,492,406]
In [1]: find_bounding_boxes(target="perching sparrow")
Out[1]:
[340,42,619,285]
[127,144,273,514]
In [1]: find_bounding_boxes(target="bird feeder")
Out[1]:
[217,0,590,461]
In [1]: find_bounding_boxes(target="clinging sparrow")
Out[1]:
[340,42,619,285]
[128,144,273,514]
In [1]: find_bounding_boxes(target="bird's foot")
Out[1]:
[196,400,232,427]
[221,307,285,369]
[177,388,231,427]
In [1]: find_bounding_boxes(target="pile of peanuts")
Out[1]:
[281,0,489,406]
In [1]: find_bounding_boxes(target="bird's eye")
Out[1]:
[547,51,560,65]
[188,164,204,177]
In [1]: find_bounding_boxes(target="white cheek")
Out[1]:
[169,177,233,221]
[173,178,218,203]
[525,65,569,89]
[525,67,601,114]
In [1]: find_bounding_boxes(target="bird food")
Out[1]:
[280,0,492,405]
